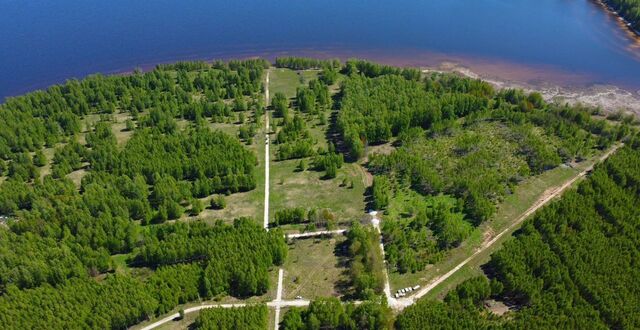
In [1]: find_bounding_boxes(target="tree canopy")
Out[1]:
[396,137,640,329]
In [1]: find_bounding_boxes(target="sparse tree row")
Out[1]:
[605,0,640,30]
[194,305,269,330]
[280,297,393,330]
[275,57,342,70]
[335,65,628,275]
[272,207,338,230]
[395,137,640,329]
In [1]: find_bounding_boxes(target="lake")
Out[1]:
[1,0,640,100]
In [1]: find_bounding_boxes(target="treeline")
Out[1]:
[337,74,440,159]
[344,59,421,81]
[275,57,341,70]
[396,138,640,329]
[346,223,385,299]
[273,207,307,226]
[1,125,257,237]
[280,297,392,330]
[0,275,157,329]
[0,230,86,293]
[604,0,640,30]
[194,305,268,330]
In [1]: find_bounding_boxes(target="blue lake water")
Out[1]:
[1,0,640,100]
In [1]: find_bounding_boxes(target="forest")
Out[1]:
[0,59,284,329]
[395,137,640,329]
[345,222,385,299]
[335,64,627,274]
[0,57,637,329]
[0,219,286,328]
[605,0,640,30]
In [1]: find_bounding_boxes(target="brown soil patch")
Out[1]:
[485,299,510,316]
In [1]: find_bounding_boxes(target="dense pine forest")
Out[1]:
[395,138,640,329]
[0,59,287,329]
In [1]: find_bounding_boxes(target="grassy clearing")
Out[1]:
[299,70,320,85]
[282,236,350,300]
[270,68,303,98]
[269,161,367,225]
[36,146,57,179]
[305,111,331,150]
[387,149,608,297]
[66,168,87,189]
[110,253,153,280]
[269,68,320,98]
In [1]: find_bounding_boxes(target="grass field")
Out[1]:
[282,236,350,300]
[269,68,319,98]
[269,161,367,226]
[387,148,608,297]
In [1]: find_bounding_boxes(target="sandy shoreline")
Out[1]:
[3,50,639,116]
[597,0,640,37]
[422,61,640,115]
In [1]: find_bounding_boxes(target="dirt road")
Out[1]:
[264,71,270,231]
[286,229,346,239]
[403,143,622,305]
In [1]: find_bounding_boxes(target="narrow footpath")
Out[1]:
[264,70,270,231]
[273,268,284,329]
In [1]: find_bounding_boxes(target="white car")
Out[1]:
[295,295,303,300]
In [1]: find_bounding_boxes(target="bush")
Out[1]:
[33,150,47,167]
[274,207,306,226]
[190,199,203,216]
[210,195,226,210]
